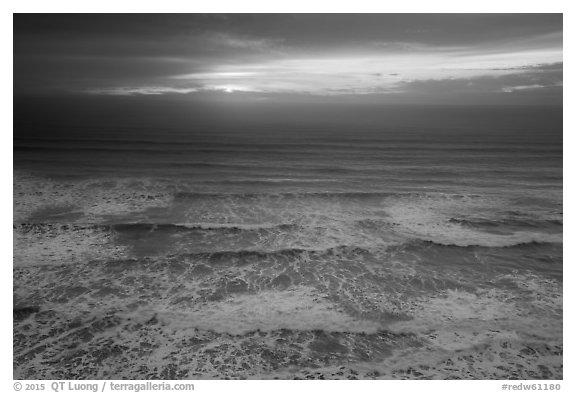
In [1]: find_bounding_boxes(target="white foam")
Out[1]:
[13,172,172,223]
[389,275,563,351]
[149,287,382,335]
[13,226,128,267]
[386,195,562,247]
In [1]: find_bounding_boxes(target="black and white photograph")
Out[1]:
[12,11,564,382]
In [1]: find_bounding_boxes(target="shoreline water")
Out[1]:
[13,167,562,379]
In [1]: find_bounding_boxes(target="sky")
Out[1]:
[13,14,563,129]
[14,14,563,103]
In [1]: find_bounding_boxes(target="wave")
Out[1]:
[112,222,301,234]
[448,217,563,229]
[15,212,562,261]
[172,190,481,201]
[127,237,561,261]
[396,238,562,252]
[13,222,301,235]
[175,245,372,263]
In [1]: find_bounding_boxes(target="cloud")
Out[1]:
[397,63,562,98]
[501,84,549,93]
[489,62,563,72]
[85,84,266,96]
[85,58,562,102]
[205,32,287,54]
[165,44,562,95]
[84,86,201,96]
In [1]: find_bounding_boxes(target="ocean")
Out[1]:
[13,105,563,379]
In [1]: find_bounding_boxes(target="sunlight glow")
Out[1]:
[169,46,562,96]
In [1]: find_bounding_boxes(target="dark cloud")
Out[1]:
[15,14,562,47]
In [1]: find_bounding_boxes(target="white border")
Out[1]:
[4,2,571,392]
